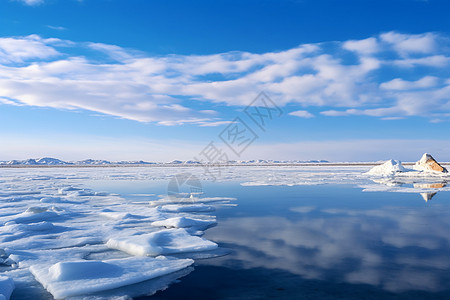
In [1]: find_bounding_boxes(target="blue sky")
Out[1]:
[1,0,450,162]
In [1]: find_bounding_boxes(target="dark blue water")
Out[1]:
[88,179,450,299]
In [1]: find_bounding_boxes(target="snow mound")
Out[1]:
[151,217,216,230]
[99,211,135,220]
[0,277,14,300]
[48,261,123,281]
[30,256,193,299]
[366,160,407,176]
[413,153,448,173]
[3,208,60,225]
[106,228,218,256]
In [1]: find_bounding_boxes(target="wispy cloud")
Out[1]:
[289,110,314,118]
[0,32,449,125]
[46,25,67,31]
[16,0,45,6]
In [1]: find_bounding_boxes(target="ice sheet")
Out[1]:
[0,166,230,299]
[1,164,449,298]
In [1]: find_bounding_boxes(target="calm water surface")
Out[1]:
[88,179,450,300]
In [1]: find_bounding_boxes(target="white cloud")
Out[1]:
[0,31,449,125]
[16,0,44,5]
[392,55,450,67]
[87,42,137,62]
[0,35,60,63]
[343,37,379,55]
[288,110,314,118]
[46,25,67,31]
[380,32,438,55]
[380,76,440,90]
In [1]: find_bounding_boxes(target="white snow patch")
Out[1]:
[106,228,218,256]
[99,211,134,220]
[151,216,216,230]
[365,160,407,176]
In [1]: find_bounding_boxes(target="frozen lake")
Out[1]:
[1,165,449,299]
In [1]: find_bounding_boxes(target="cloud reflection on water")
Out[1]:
[207,204,450,293]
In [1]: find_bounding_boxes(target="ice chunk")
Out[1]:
[48,261,123,281]
[159,204,215,213]
[65,266,194,299]
[366,160,407,176]
[0,276,14,300]
[30,256,193,299]
[151,217,216,230]
[413,153,448,173]
[106,228,218,256]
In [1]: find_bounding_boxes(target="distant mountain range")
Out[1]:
[0,157,329,166]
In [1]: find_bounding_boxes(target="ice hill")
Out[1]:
[366,153,448,176]
[0,157,329,166]
[366,159,407,176]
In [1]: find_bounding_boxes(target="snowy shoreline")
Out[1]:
[1,162,446,168]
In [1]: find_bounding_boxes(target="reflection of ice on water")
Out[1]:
[362,177,449,201]
[419,192,437,201]
[414,182,447,189]
[362,159,450,200]
[414,182,447,201]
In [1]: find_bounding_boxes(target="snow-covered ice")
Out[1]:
[106,228,218,256]
[30,256,193,299]
[1,163,449,298]
[0,167,236,299]
[365,160,407,176]
[151,216,217,230]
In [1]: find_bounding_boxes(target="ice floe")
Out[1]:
[30,256,193,299]
[0,166,236,298]
[106,228,218,256]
